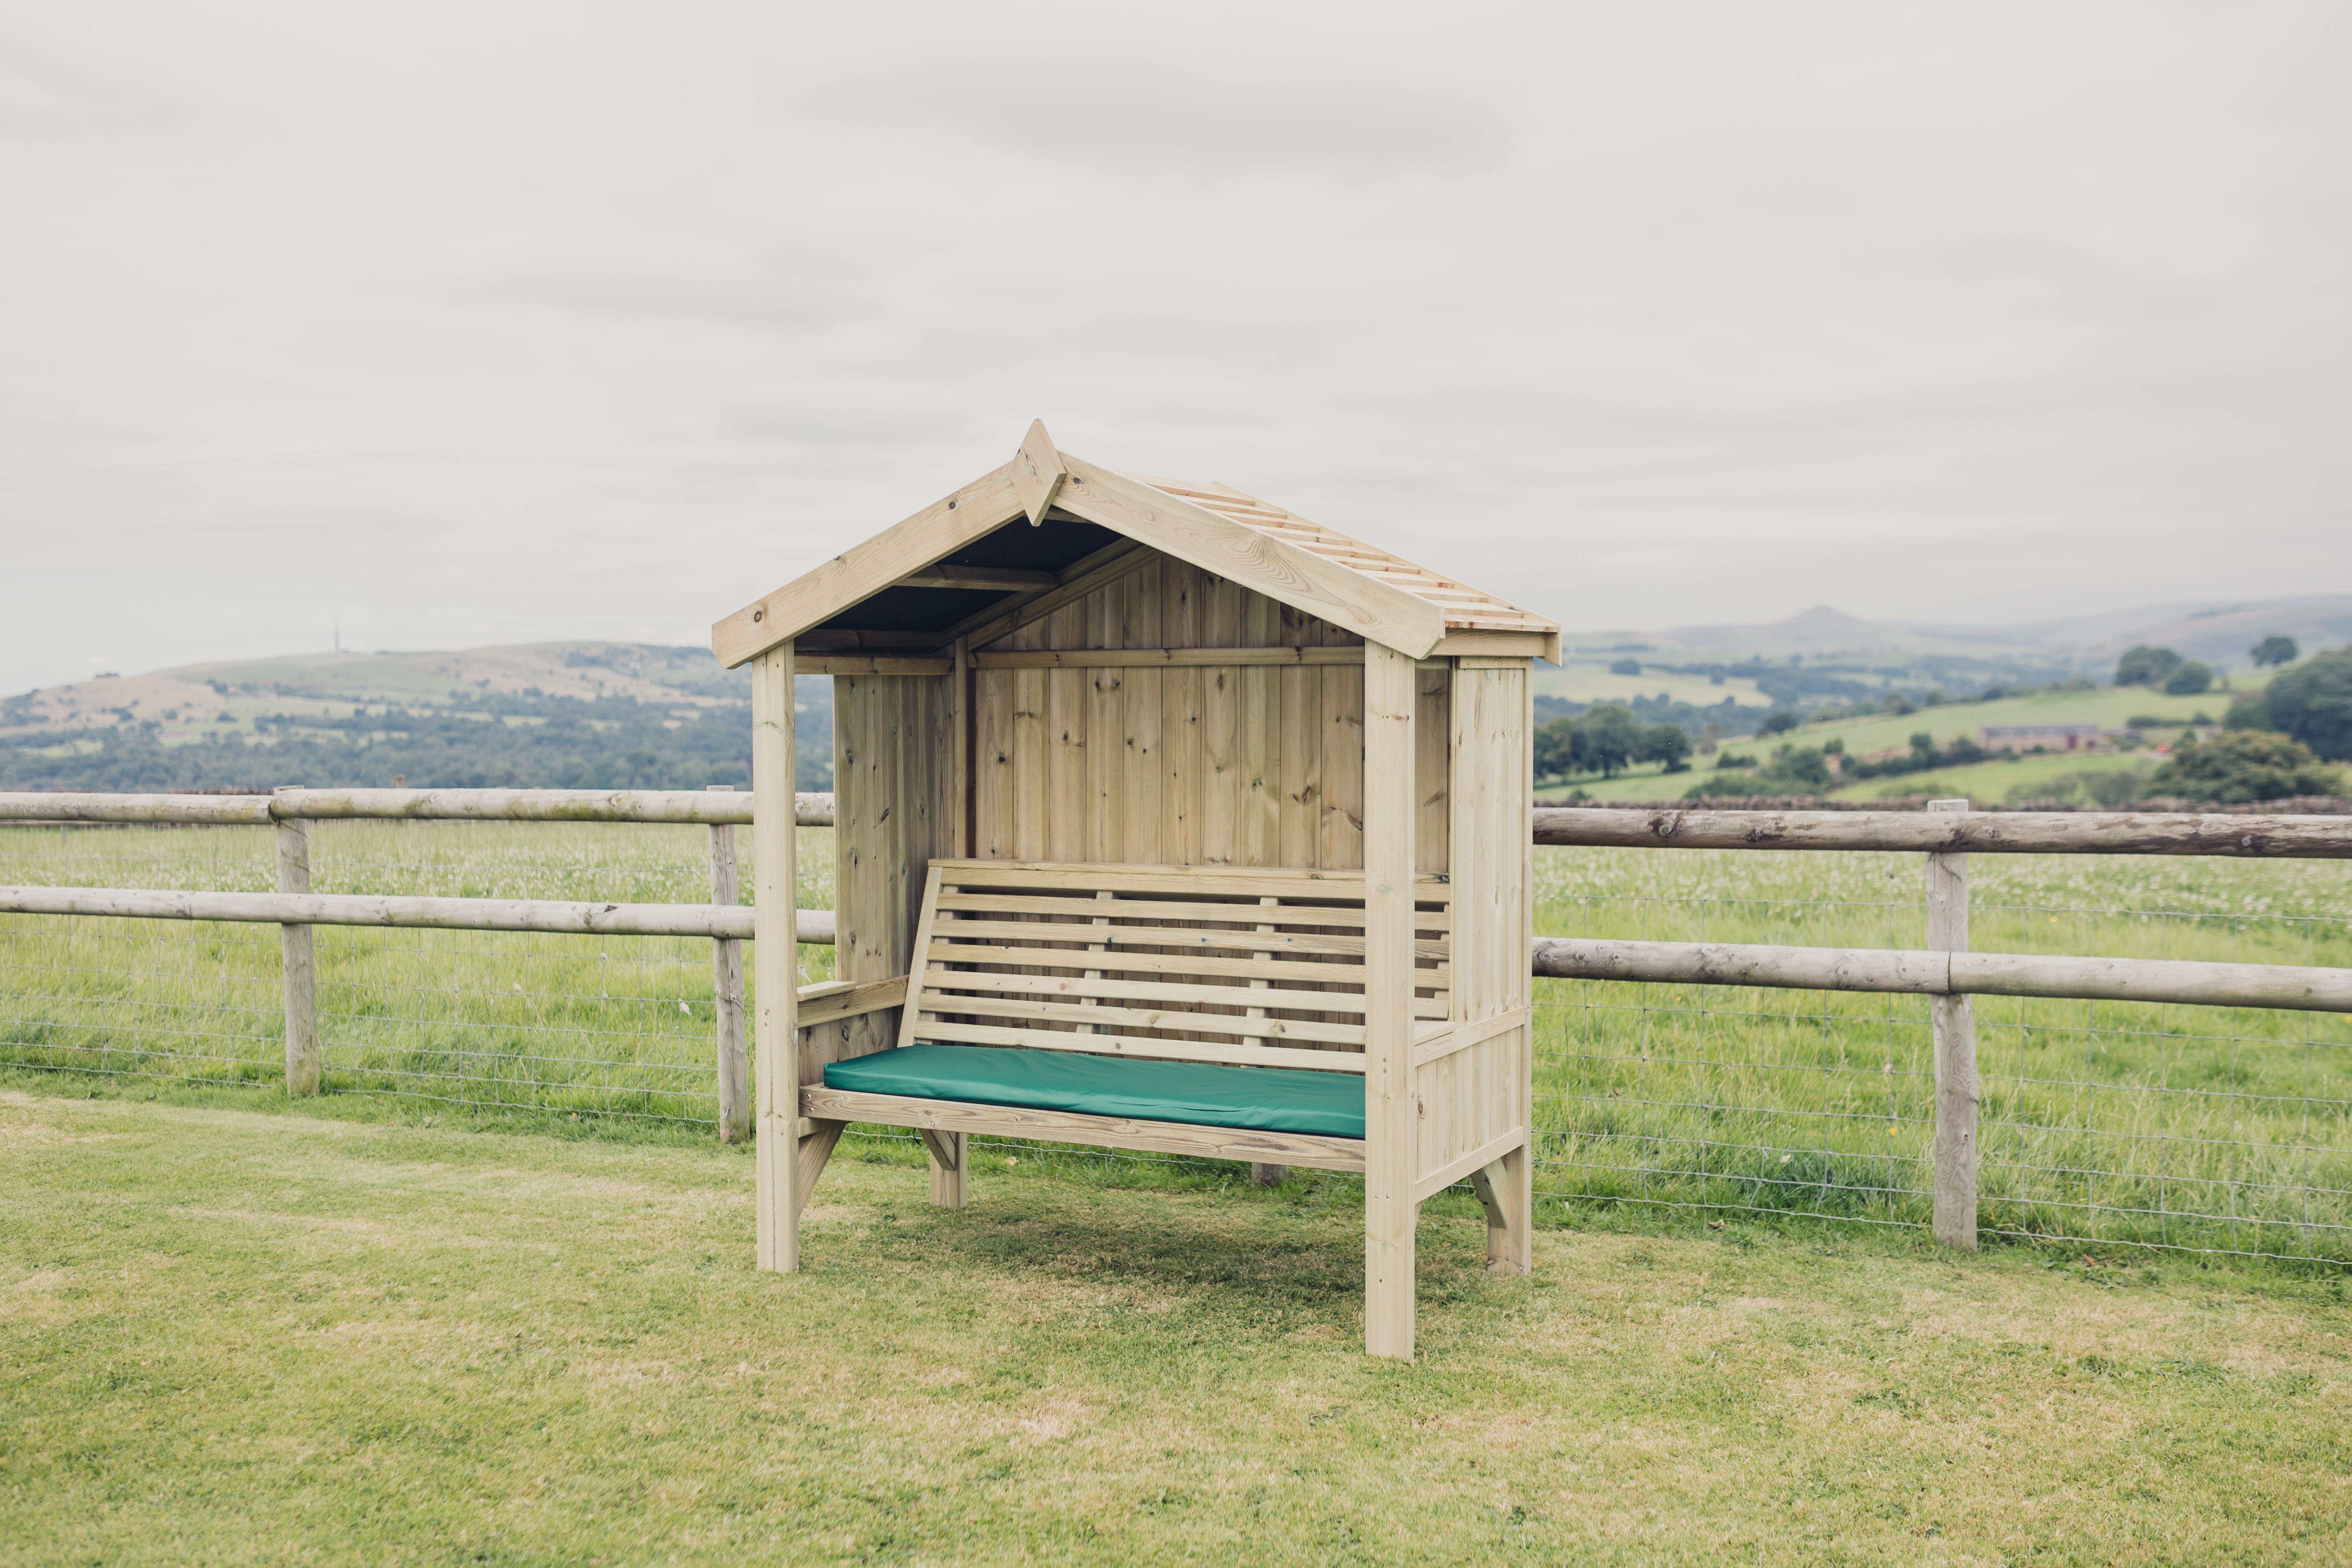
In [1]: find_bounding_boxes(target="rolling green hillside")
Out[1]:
[0,643,832,793]
[1778,682,2248,761]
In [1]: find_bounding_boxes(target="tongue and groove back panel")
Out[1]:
[969,555,1450,875]
[821,553,1454,1076]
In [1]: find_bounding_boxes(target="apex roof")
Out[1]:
[713,421,1559,668]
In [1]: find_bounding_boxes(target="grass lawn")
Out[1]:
[4,1086,2349,1564]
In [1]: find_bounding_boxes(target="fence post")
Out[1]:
[708,785,750,1144]
[272,786,320,1095]
[1926,796,1977,1249]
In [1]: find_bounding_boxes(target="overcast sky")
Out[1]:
[3,3,2348,694]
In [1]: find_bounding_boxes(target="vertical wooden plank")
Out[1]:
[1166,561,1202,865]
[708,785,748,1143]
[1200,577,1240,865]
[1046,600,1089,862]
[1122,559,1163,866]
[1278,606,1322,868]
[1363,640,1418,1360]
[1086,585,1124,862]
[1446,667,1481,1026]
[272,789,319,1096]
[751,644,800,1273]
[949,637,971,859]
[1013,611,1049,861]
[1241,592,1281,867]
[1322,654,1365,870]
[1928,796,1979,1251]
[1415,665,1450,877]
[975,665,1013,860]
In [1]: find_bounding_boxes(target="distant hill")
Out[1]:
[1569,594,2352,676]
[0,642,831,794]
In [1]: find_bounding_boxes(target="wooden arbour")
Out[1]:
[714,421,1556,1359]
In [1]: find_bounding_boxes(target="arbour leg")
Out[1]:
[1472,1147,1531,1274]
[1362,642,1418,1359]
[752,645,801,1272]
[923,1127,967,1209]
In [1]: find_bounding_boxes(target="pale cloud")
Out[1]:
[0,1,2347,692]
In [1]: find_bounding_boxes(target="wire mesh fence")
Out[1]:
[0,820,836,1123]
[1532,846,2352,1262]
[4,820,2348,1261]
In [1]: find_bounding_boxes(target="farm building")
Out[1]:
[1981,723,2107,752]
[711,421,1560,1358]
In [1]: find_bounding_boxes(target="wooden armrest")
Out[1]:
[796,975,909,1029]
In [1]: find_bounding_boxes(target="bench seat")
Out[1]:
[822,1042,1366,1140]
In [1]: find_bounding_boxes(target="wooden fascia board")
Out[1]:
[1054,455,1450,659]
[712,463,1026,668]
[1429,629,1562,663]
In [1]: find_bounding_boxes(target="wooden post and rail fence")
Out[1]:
[5,788,2351,1248]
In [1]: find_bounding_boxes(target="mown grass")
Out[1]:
[4,1087,2348,1565]
[3,824,2348,1261]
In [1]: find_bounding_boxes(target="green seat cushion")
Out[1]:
[822,1043,1364,1140]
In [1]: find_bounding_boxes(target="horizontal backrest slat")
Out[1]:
[919,968,1447,1021]
[933,892,1452,932]
[928,941,1420,989]
[932,858,1449,902]
[911,860,1447,1072]
[923,966,1373,1015]
[928,918,1449,963]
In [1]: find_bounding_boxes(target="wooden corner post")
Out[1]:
[752,645,802,1270]
[1363,641,1418,1358]
[1927,797,1977,1250]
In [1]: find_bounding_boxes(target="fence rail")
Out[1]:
[0,884,837,942]
[1535,805,2352,857]
[0,788,835,826]
[4,790,2348,1259]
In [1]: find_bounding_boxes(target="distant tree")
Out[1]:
[1758,710,1799,736]
[2249,635,2298,668]
[1573,704,1643,777]
[2145,730,2344,804]
[2262,648,2352,761]
[1532,716,1578,782]
[2162,660,2213,696]
[2223,693,2272,731]
[2115,645,2184,688]
[1749,745,1833,794]
[1637,724,1692,772]
[1608,657,1642,676]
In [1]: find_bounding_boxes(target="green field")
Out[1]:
[1774,682,2248,762]
[4,1087,2348,1563]
[1820,748,2160,804]
[4,821,2347,1263]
